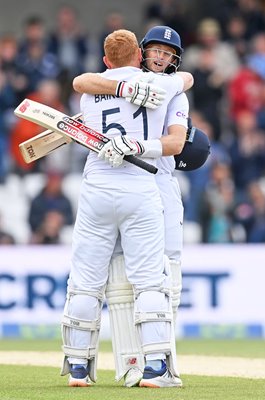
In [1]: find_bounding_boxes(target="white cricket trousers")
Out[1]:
[66,173,173,364]
[69,173,166,290]
[155,173,184,261]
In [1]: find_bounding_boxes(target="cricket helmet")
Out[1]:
[175,126,211,171]
[140,26,183,73]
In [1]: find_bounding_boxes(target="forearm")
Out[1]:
[73,73,166,109]
[141,125,186,158]
[98,124,187,167]
[161,124,186,156]
[73,73,117,95]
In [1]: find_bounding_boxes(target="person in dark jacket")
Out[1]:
[28,171,74,235]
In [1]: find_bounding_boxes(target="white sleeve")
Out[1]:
[152,73,184,97]
[166,93,189,128]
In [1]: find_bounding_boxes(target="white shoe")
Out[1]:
[68,364,92,387]
[68,375,92,387]
[124,368,143,387]
[139,363,183,388]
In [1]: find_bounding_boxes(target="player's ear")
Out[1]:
[138,47,142,63]
[103,56,112,69]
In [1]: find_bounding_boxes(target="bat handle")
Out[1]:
[124,155,158,174]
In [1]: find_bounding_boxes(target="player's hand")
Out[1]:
[116,74,166,110]
[98,135,145,167]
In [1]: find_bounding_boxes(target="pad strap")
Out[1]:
[62,314,100,331]
[142,342,171,355]
[135,311,172,324]
[62,345,96,359]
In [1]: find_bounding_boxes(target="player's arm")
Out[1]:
[98,126,186,167]
[175,71,194,91]
[73,72,166,109]
[160,124,186,156]
[73,71,193,96]
[160,92,189,156]
[73,73,117,95]
[136,94,189,157]
[150,72,193,103]
[129,92,189,157]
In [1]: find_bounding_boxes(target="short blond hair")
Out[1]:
[104,29,139,67]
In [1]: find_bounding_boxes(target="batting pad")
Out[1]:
[133,255,180,378]
[61,288,104,382]
[170,260,182,322]
[106,255,144,381]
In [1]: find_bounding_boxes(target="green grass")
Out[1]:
[176,339,265,358]
[0,338,265,358]
[0,339,264,400]
[0,365,264,400]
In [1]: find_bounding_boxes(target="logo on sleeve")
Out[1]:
[176,111,187,118]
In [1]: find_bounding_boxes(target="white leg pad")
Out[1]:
[170,260,182,323]
[60,288,104,382]
[106,255,144,381]
[134,256,180,377]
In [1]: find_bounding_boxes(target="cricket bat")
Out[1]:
[15,99,158,174]
[19,113,81,163]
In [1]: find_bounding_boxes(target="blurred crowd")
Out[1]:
[1,0,265,245]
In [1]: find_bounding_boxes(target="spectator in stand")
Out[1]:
[0,34,28,103]
[97,12,125,72]
[28,171,74,237]
[183,111,231,224]
[17,15,60,96]
[224,13,249,62]
[182,18,240,140]
[182,18,240,83]
[237,0,265,40]
[0,34,28,183]
[47,4,89,104]
[246,32,265,81]
[10,79,65,175]
[244,181,265,242]
[227,32,265,124]
[233,180,265,243]
[18,16,48,60]
[17,34,60,94]
[190,48,224,140]
[256,81,265,131]
[228,110,265,195]
[200,161,237,243]
[228,62,264,122]
[29,210,65,244]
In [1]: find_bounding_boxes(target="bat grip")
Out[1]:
[124,155,158,174]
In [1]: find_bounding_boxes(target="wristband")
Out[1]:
[141,139,162,158]
[116,81,126,97]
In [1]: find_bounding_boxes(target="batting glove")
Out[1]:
[98,136,145,168]
[116,73,166,110]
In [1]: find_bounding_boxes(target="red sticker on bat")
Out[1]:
[18,100,30,113]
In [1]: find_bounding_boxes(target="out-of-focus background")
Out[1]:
[0,0,264,341]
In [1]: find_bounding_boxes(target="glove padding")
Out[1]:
[98,135,145,168]
[116,73,166,109]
